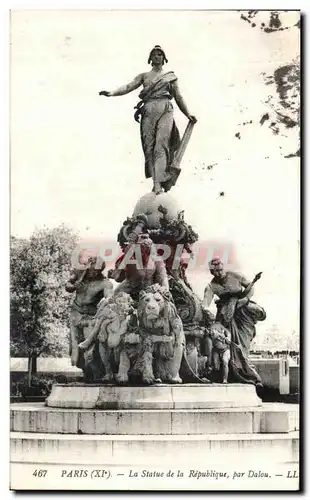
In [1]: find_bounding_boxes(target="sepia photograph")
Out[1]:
[9,8,300,491]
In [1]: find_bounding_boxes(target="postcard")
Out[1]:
[10,9,300,491]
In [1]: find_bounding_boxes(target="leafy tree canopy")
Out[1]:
[10,225,79,358]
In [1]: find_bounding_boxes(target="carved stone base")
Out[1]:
[46,383,262,410]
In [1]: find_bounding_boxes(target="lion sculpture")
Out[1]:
[80,285,186,385]
[135,284,185,384]
[79,292,135,382]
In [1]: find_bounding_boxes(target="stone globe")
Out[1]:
[133,192,180,229]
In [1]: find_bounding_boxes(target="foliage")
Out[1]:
[238,11,300,157]
[261,57,300,150]
[11,374,54,398]
[10,225,78,359]
[239,10,300,33]
[10,373,70,399]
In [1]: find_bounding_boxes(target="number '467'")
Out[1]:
[32,469,47,477]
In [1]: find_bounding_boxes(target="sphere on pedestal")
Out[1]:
[133,192,180,229]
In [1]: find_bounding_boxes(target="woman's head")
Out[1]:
[148,45,168,66]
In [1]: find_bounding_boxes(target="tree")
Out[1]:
[10,225,78,385]
[260,56,300,156]
[239,10,300,34]
[238,11,300,157]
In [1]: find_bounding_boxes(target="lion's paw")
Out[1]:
[142,375,156,385]
[102,374,114,383]
[167,375,183,384]
[115,373,129,385]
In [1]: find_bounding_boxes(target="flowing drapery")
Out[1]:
[134,72,181,190]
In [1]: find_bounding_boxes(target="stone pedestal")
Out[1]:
[45,383,262,410]
[10,384,299,490]
[11,383,299,490]
[11,402,299,436]
[10,400,299,465]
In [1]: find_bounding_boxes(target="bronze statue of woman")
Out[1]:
[99,45,197,195]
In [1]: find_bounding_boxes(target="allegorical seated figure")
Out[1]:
[99,45,197,194]
[65,256,113,380]
[111,233,169,301]
[207,321,231,384]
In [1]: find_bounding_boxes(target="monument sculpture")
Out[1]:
[203,259,266,386]
[65,256,113,381]
[99,45,197,194]
[112,232,170,298]
[206,321,231,384]
[79,292,135,382]
[63,45,266,387]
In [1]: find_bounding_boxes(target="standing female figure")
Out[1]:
[99,45,197,194]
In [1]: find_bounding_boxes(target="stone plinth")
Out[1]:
[11,384,299,486]
[10,430,299,466]
[45,383,262,410]
[10,403,299,435]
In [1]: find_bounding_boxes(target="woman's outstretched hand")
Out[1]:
[99,90,111,96]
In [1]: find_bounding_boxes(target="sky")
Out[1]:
[10,10,300,343]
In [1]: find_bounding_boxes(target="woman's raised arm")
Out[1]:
[99,73,144,97]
